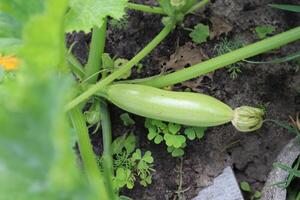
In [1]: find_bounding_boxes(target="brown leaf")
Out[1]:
[160,42,213,92]
[210,16,233,40]
[161,42,208,73]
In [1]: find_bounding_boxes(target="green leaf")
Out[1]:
[255,25,276,39]
[194,127,206,139]
[154,135,163,144]
[113,58,131,79]
[65,0,128,33]
[120,113,135,126]
[269,4,300,13]
[124,133,136,154]
[147,128,158,140]
[0,0,44,54]
[158,0,175,17]
[0,38,22,54]
[0,0,44,23]
[167,146,174,153]
[240,181,251,192]
[112,134,126,155]
[132,149,142,161]
[184,128,196,140]
[168,123,181,134]
[171,148,184,157]
[164,134,173,146]
[173,135,186,148]
[145,118,154,129]
[189,23,210,44]
[254,191,262,198]
[0,13,21,38]
[102,53,115,70]
[143,151,154,163]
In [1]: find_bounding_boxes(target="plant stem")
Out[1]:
[99,99,116,199]
[99,100,113,174]
[69,107,110,200]
[186,0,210,14]
[65,22,175,111]
[138,26,300,88]
[68,53,85,80]
[127,2,165,15]
[84,19,107,83]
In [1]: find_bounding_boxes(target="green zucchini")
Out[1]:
[106,84,264,132]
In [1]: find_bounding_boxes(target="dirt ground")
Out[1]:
[67,0,300,199]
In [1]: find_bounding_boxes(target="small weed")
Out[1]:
[214,38,244,79]
[240,181,262,200]
[145,118,206,157]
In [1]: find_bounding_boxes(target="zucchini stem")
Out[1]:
[99,99,116,199]
[127,2,165,15]
[69,107,110,200]
[65,21,175,111]
[138,26,300,88]
[84,19,107,83]
[186,0,210,14]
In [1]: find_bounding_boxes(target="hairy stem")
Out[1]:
[69,107,110,200]
[84,19,107,83]
[99,99,116,199]
[127,2,165,15]
[137,26,300,88]
[65,22,175,111]
[187,0,210,14]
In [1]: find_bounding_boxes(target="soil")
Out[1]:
[67,0,300,199]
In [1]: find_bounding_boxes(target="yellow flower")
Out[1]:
[0,55,20,71]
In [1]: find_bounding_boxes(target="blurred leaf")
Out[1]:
[269,4,300,13]
[65,0,128,33]
[120,113,135,126]
[0,0,44,54]
[0,0,97,199]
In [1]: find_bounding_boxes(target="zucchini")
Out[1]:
[106,84,264,132]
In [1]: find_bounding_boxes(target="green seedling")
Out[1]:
[110,133,154,190]
[145,118,206,157]
[120,113,135,126]
[255,25,276,39]
[188,23,210,44]
[214,37,244,79]
[240,181,262,200]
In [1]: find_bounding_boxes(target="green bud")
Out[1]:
[171,0,186,7]
[231,106,264,132]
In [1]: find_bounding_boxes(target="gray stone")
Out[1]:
[193,166,244,200]
[261,138,300,200]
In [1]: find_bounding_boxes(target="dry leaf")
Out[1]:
[160,42,213,92]
[210,16,233,40]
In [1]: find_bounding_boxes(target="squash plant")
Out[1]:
[1,0,300,199]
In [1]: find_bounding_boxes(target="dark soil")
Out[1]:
[67,0,300,199]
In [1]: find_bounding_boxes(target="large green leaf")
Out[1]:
[65,0,128,33]
[0,0,96,199]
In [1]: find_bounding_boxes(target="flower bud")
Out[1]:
[231,106,264,132]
